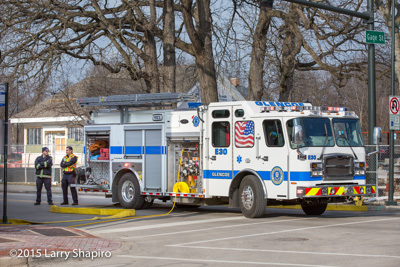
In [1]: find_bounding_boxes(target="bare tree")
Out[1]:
[248,1,274,101]
[0,1,162,95]
[179,0,218,104]
[163,0,176,93]
[375,0,400,90]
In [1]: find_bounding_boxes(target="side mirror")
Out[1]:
[292,125,303,145]
[373,127,382,145]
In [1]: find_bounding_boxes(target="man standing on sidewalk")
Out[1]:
[60,146,78,205]
[34,147,53,205]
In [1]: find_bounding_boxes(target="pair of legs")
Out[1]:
[61,173,78,204]
[35,177,53,204]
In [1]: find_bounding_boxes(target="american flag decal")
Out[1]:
[235,121,254,147]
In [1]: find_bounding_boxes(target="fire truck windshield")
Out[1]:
[332,118,364,147]
[287,118,334,148]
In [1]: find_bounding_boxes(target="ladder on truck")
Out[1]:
[77,93,198,108]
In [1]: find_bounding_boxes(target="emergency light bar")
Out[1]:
[260,105,353,115]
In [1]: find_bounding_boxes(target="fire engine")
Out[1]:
[74,93,380,218]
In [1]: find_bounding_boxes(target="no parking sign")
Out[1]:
[389,96,400,130]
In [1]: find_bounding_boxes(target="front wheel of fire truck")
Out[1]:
[118,173,145,209]
[300,199,328,216]
[239,175,266,218]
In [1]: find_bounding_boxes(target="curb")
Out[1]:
[268,204,367,211]
[50,205,135,216]
[0,256,28,267]
[267,204,400,212]
[365,205,400,211]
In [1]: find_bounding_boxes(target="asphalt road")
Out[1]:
[2,192,400,267]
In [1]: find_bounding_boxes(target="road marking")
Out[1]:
[181,245,400,259]
[170,217,400,247]
[117,255,337,267]
[95,216,246,234]
[122,217,311,239]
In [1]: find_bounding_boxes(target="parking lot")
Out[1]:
[1,188,399,267]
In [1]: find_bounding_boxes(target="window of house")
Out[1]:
[68,127,84,141]
[263,120,284,147]
[212,122,230,147]
[27,128,42,145]
[235,121,254,148]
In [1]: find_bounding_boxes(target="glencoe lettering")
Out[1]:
[255,101,304,107]
[212,172,230,177]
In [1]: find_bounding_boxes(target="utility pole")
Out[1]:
[1,83,9,224]
[367,0,376,145]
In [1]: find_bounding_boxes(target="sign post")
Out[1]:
[1,83,9,223]
[388,96,398,205]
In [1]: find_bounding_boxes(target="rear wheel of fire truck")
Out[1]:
[239,175,266,218]
[300,200,328,215]
[118,173,145,209]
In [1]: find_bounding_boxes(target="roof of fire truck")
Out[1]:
[207,101,359,119]
[76,93,358,119]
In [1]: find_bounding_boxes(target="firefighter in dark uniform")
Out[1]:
[60,146,79,205]
[34,147,53,205]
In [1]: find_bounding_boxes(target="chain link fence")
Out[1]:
[366,145,400,198]
[0,144,85,184]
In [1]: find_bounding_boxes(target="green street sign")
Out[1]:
[366,30,385,44]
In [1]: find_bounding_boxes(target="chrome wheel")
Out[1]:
[121,180,135,202]
[241,185,254,210]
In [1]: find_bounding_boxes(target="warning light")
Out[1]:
[124,163,131,168]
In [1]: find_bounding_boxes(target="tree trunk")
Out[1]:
[248,3,273,101]
[375,0,400,91]
[278,6,300,101]
[196,51,218,104]
[181,0,218,104]
[395,29,400,89]
[144,31,160,93]
[162,0,176,93]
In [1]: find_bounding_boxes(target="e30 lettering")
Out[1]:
[215,148,228,155]
[308,155,317,160]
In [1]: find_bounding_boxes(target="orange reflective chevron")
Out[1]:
[372,186,376,194]
[328,187,345,196]
[305,188,321,196]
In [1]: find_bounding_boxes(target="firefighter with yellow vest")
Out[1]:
[60,146,78,205]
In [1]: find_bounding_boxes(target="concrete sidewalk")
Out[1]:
[0,225,121,266]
